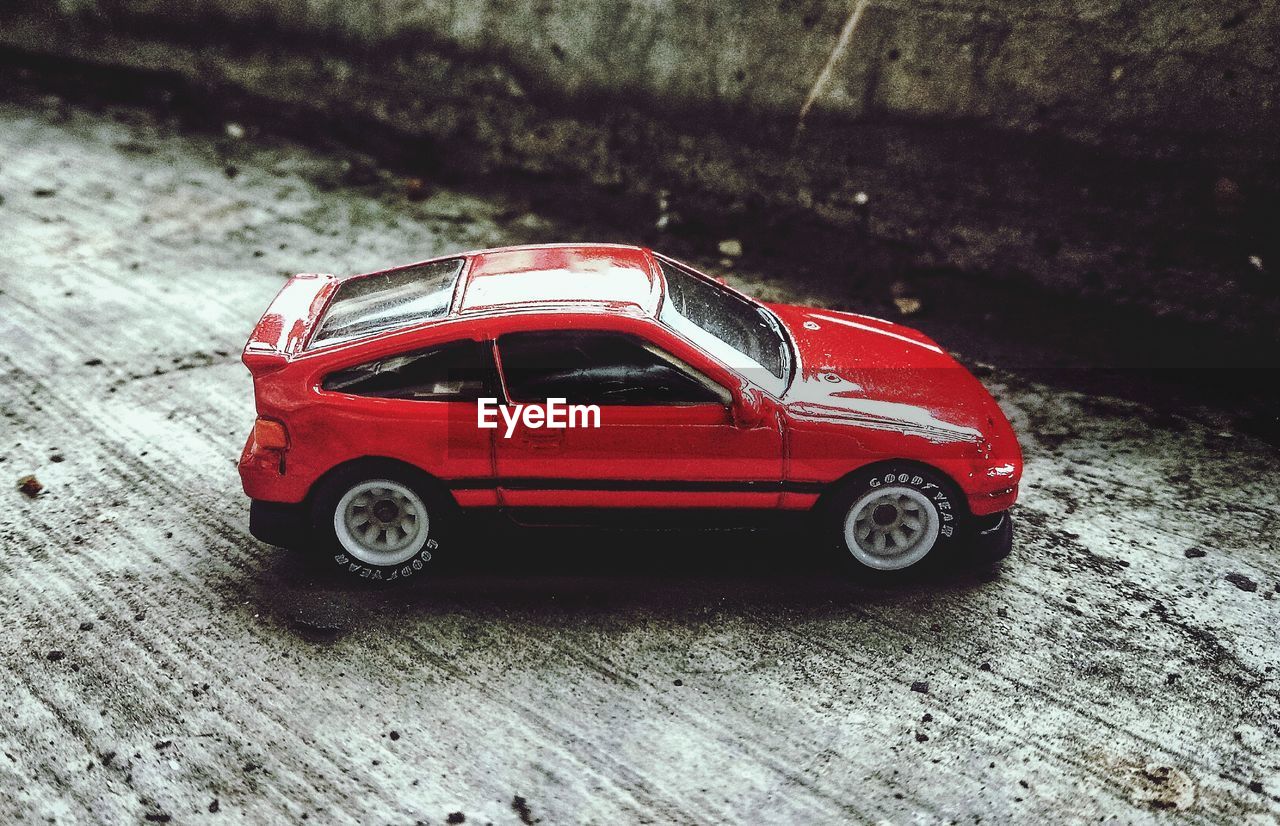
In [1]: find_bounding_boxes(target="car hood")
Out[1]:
[767,303,1004,446]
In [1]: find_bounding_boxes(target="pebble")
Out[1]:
[17,475,44,497]
[1225,573,1258,592]
[718,239,743,258]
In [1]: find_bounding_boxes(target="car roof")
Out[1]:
[455,243,662,318]
[305,244,667,351]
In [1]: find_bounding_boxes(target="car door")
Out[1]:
[307,336,499,507]
[491,327,784,509]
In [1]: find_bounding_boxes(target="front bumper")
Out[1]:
[969,510,1014,561]
[968,483,1019,516]
[248,500,307,548]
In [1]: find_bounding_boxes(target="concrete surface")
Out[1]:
[4,3,1279,340]
[2,95,1279,823]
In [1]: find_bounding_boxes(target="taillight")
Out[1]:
[253,417,288,450]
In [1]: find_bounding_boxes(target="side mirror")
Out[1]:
[731,386,766,428]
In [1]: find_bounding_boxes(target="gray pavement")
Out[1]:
[1,97,1277,824]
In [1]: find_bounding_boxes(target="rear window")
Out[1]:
[310,258,464,345]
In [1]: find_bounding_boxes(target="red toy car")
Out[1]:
[239,244,1021,581]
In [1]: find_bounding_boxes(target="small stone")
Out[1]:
[1225,572,1258,592]
[893,297,922,316]
[512,795,536,825]
[17,475,43,497]
[979,662,992,672]
[84,358,103,366]
[33,188,56,198]
[1250,781,1264,793]
[1184,548,1206,558]
[915,731,929,742]
[47,650,65,661]
[50,454,64,463]
[389,731,400,741]
[673,679,684,686]
[718,239,743,258]
[209,799,220,813]
[910,681,929,694]
[404,177,431,201]
[79,621,93,631]
[922,713,933,723]
[447,813,466,824]
[224,165,239,179]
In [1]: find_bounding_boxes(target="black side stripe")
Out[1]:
[445,477,826,494]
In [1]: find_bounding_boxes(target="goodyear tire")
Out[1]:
[310,461,450,584]
[828,464,966,573]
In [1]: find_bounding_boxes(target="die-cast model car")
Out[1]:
[239,244,1021,582]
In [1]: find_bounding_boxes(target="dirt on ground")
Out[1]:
[1,95,1278,824]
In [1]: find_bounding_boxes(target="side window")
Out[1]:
[497,330,725,405]
[322,339,495,401]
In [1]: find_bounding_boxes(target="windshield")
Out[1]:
[656,256,791,396]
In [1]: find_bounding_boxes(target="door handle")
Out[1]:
[518,431,564,449]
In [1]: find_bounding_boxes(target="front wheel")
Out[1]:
[311,463,448,584]
[828,466,964,572]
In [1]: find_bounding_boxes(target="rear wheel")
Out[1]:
[311,463,448,584]
[828,465,964,573]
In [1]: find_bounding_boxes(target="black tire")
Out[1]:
[309,460,452,585]
[825,464,967,574]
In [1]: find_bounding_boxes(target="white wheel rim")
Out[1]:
[843,485,940,570]
[334,479,430,567]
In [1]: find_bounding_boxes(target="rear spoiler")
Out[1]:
[243,273,340,374]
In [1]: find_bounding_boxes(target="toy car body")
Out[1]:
[239,244,1021,580]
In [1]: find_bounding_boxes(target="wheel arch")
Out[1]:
[813,458,970,518]
[305,456,460,510]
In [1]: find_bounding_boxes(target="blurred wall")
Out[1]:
[36,0,1280,145]
[3,0,1278,336]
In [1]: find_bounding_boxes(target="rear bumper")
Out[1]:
[248,500,307,548]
